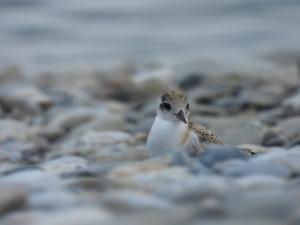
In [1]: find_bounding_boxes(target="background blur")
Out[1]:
[0,0,300,73]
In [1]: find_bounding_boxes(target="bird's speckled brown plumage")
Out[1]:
[161,90,187,106]
[188,120,223,145]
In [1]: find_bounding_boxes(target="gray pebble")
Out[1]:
[199,145,249,167]
[0,185,27,216]
[219,158,291,178]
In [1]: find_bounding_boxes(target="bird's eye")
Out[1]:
[160,102,171,111]
[186,103,190,111]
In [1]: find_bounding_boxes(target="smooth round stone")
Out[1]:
[178,73,205,90]
[204,117,267,145]
[101,190,172,212]
[29,190,77,210]
[65,176,111,193]
[282,91,300,115]
[235,84,284,110]
[259,107,285,125]
[254,149,300,175]
[48,107,125,134]
[0,83,53,113]
[234,175,285,190]
[108,159,171,186]
[171,151,192,167]
[220,158,291,178]
[0,162,19,176]
[193,197,226,219]
[0,185,27,215]
[41,156,88,175]
[60,131,132,156]
[58,131,149,162]
[190,163,213,175]
[277,117,300,147]
[32,207,112,225]
[213,159,245,174]
[48,107,99,131]
[199,145,249,167]
[290,145,300,152]
[0,119,35,142]
[0,169,61,192]
[92,145,149,162]
[215,96,244,114]
[229,190,298,220]
[238,144,270,154]
[155,176,230,203]
[262,129,287,146]
[0,139,48,164]
[171,151,212,175]
[67,113,125,136]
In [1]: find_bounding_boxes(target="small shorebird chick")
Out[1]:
[147,90,222,157]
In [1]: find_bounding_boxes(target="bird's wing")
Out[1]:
[188,120,223,145]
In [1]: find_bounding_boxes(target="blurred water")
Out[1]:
[0,0,299,73]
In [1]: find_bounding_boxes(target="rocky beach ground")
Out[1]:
[0,64,300,225]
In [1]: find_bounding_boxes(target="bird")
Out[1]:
[147,90,222,157]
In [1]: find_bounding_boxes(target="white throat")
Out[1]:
[147,114,188,157]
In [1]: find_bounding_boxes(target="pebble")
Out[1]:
[0,139,48,164]
[234,175,286,190]
[58,131,148,162]
[156,176,230,203]
[282,91,300,116]
[41,156,88,175]
[217,157,291,178]
[101,190,172,212]
[48,107,125,135]
[32,207,112,225]
[199,145,249,167]
[203,117,267,145]
[0,83,52,115]
[29,190,78,210]
[171,151,212,175]
[0,169,61,192]
[0,185,27,215]
[277,117,300,147]
[229,190,299,220]
[0,119,36,142]
[238,144,270,154]
[235,84,285,110]
[254,148,300,175]
[178,73,205,90]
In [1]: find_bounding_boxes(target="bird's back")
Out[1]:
[188,120,223,145]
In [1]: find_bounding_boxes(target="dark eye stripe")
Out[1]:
[160,102,171,111]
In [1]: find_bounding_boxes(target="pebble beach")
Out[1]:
[1,0,300,224]
[0,64,300,225]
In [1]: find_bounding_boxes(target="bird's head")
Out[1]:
[157,90,190,124]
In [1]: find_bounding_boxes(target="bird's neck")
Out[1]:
[154,114,189,132]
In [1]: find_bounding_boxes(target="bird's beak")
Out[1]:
[175,110,187,124]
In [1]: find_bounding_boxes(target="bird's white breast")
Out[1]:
[147,115,189,157]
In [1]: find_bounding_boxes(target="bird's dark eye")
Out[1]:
[186,103,190,111]
[160,102,171,111]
